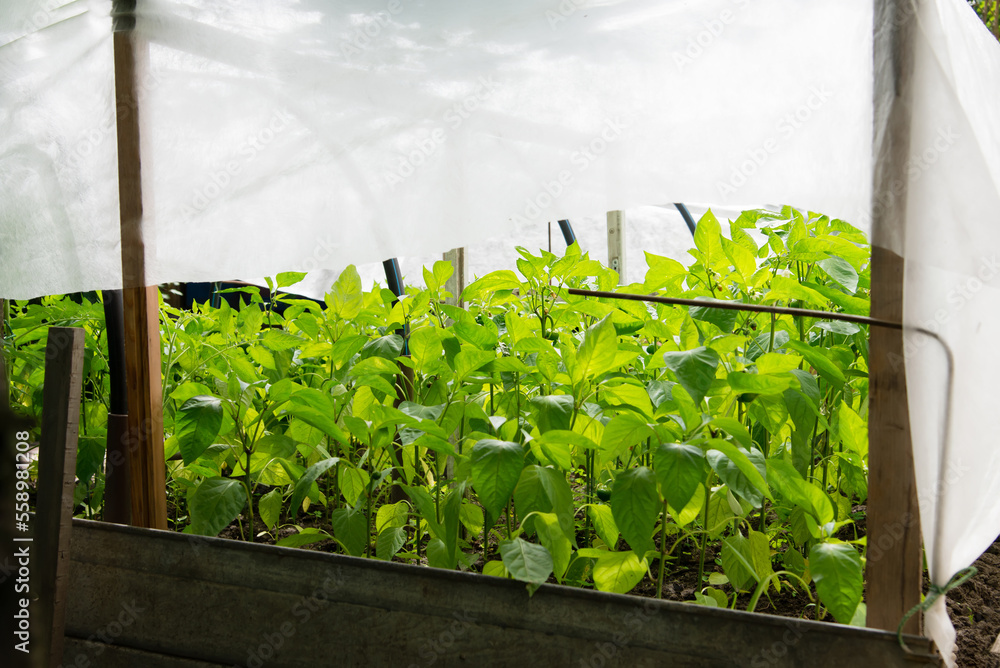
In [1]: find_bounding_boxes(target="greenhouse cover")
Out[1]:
[2,0,999,663]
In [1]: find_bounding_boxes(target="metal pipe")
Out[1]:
[674,203,697,236]
[557,220,577,246]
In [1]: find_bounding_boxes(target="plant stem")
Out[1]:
[697,477,712,592]
[657,498,669,598]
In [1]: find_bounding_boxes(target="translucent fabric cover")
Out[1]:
[130,0,873,284]
[0,0,119,298]
[904,0,1000,662]
[3,1,1000,663]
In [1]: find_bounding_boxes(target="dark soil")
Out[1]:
[947,536,1000,668]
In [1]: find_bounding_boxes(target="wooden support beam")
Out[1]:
[607,211,626,285]
[442,247,466,306]
[34,327,86,667]
[113,3,167,530]
[867,0,923,635]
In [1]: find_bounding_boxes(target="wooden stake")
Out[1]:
[113,3,167,530]
[442,248,466,307]
[1,299,8,412]
[867,0,923,635]
[34,327,86,667]
[607,211,626,285]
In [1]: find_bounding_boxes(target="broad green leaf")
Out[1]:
[838,402,868,459]
[326,265,364,320]
[653,443,705,511]
[577,549,648,594]
[289,457,339,517]
[610,467,659,557]
[721,534,756,591]
[176,395,223,464]
[810,542,863,624]
[529,395,575,434]
[727,371,797,396]
[693,210,725,270]
[259,488,283,530]
[600,382,654,420]
[748,529,774,582]
[454,349,495,380]
[805,281,869,315]
[763,276,827,307]
[331,507,368,556]
[703,440,771,502]
[766,459,834,524]
[708,417,753,450]
[462,270,522,301]
[722,236,756,283]
[755,352,803,375]
[818,256,860,293]
[471,440,525,528]
[707,447,767,507]
[276,528,332,548]
[376,501,410,533]
[338,465,370,507]
[587,504,620,548]
[574,315,619,384]
[188,478,246,536]
[514,466,575,541]
[662,347,720,406]
[688,301,739,335]
[275,271,307,289]
[533,512,572,581]
[784,340,845,387]
[599,413,654,461]
[376,527,407,561]
[500,538,553,586]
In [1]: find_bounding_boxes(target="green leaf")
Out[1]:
[529,395,575,434]
[471,440,525,528]
[727,371,797,396]
[838,402,868,459]
[275,271,307,289]
[721,534,756,591]
[376,527,407,561]
[653,443,705,511]
[707,447,767,507]
[514,466,575,541]
[259,488,283,530]
[454,349,495,381]
[610,467,659,557]
[338,466,370,507]
[817,257,859,293]
[810,542,863,624]
[500,538,553,586]
[693,209,725,270]
[784,339,845,387]
[577,549,648,594]
[748,529,774,582]
[462,270,522,301]
[587,504,620,549]
[766,459,834,524]
[326,265,364,320]
[276,528,332,548]
[331,506,368,556]
[703,440,771,502]
[533,512,572,581]
[188,478,246,536]
[722,236,756,283]
[661,347,720,406]
[176,395,223,464]
[600,413,654,461]
[289,458,339,518]
[763,276,827,307]
[376,501,410,533]
[573,315,619,384]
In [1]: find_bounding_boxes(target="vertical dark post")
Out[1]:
[383,259,413,503]
[34,327,86,667]
[102,291,131,524]
[113,0,167,530]
[867,0,923,635]
[1,299,8,412]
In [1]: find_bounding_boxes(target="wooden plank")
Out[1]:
[101,290,131,525]
[63,638,229,668]
[1,298,8,411]
[113,6,167,530]
[443,247,466,306]
[34,327,86,667]
[607,210,626,284]
[867,0,923,635]
[65,519,941,667]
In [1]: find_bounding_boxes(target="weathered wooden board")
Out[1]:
[64,520,941,667]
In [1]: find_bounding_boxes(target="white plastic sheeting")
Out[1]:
[905,0,1000,661]
[2,1,1000,664]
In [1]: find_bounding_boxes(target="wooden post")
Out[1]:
[1,299,8,412]
[34,327,86,667]
[866,0,923,635]
[443,248,466,306]
[113,1,167,530]
[607,211,626,285]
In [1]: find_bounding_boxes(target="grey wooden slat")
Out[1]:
[35,327,86,668]
[65,519,940,667]
[62,637,230,668]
